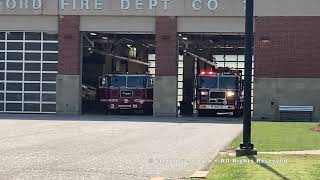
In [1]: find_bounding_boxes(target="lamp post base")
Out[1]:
[236,148,258,157]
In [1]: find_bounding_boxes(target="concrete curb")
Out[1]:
[259,150,320,155]
[190,171,209,179]
[220,150,320,156]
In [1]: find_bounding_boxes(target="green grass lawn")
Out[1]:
[207,122,320,180]
[230,121,320,152]
[208,154,320,180]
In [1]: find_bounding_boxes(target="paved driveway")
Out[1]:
[0,115,242,180]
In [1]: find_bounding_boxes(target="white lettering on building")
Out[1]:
[149,0,157,10]
[60,0,68,10]
[136,0,143,10]
[121,0,171,10]
[120,0,130,10]
[192,0,201,11]
[72,0,76,9]
[6,0,16,9]
[207,0,218,11]
[192,0,219,11]
[60,0,104,10]
[161,0,170,10]
[3,0,42,9]
[0,0,220,12]
[32,0,41,9]
[20,0,27,9]
[95,0,102,9]
[80,0,89,10]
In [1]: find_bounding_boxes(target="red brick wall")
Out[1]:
[255,17,320,78]
[58,16,81,75]
[155,16,177,76]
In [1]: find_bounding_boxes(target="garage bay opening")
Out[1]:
[81,32,155,115]
[178,33,248,117]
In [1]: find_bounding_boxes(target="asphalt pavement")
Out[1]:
[0,114,242,180]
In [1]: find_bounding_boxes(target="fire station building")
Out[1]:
[0,0,320,120]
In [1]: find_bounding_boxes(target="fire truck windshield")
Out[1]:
[127,76,146,88]
[110,76,126,88]
[198,76,239,89]
[109,75,147,88]
[218,76,239,89]
[198,77,218,89]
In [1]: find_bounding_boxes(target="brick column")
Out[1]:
[154,16,178,117]
[56,16,82,114]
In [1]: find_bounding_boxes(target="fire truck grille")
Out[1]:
[210,92,225,99]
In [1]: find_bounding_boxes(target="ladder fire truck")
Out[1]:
[196,67,243,117]
[98,73,154,114]
[84,34,154,114]
[183,50,244,117]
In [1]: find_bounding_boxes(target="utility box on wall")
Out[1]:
[56,75,82,114]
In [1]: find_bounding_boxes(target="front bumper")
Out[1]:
[107,101,153,110]
[198,104,236,110]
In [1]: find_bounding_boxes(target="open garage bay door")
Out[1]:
[178,34,254,116]
[0,32,58,113]
[81,32,155,114]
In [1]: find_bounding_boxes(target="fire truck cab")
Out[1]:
[98,73,154,114]
[195,68,243,117]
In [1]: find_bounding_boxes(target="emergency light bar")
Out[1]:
[200,71,216,75]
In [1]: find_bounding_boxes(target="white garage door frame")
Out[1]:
[0,31,58,113]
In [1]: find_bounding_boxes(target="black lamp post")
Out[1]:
[236,0,257,157]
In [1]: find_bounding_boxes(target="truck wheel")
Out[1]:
[144,108,153,115]
[233,110,243,117]
[198,110,204,117]
[198,110,208,117]
[108,110,119,115]
[210,110,218,117]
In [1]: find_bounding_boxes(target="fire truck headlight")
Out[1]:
[227,91,235,97]
[201,91,208,96]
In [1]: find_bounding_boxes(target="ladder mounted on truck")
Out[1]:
[93,49,151,66]
[84,33,151,66]
[183,49,217,68]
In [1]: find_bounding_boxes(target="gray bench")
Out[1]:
[279,106,314,121]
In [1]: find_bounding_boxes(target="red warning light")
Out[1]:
[200,71,206,75]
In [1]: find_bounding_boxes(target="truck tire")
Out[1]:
[198,110,217,117]
[210,110,218,117]
[198,110,206,117]
[144,108,153,115]
[233,109,243,117]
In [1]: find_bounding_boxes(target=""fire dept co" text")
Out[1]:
[0,0,220,11]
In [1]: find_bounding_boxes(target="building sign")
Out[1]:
[0,0,42,9]
[0,0,244,16]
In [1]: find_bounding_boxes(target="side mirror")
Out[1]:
[241,79,244,91]
[179,49,184,56]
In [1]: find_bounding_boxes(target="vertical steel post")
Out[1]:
[240,0,255,150]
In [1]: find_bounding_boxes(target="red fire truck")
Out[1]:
[195,68,243,117]
[98,73,154,114]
